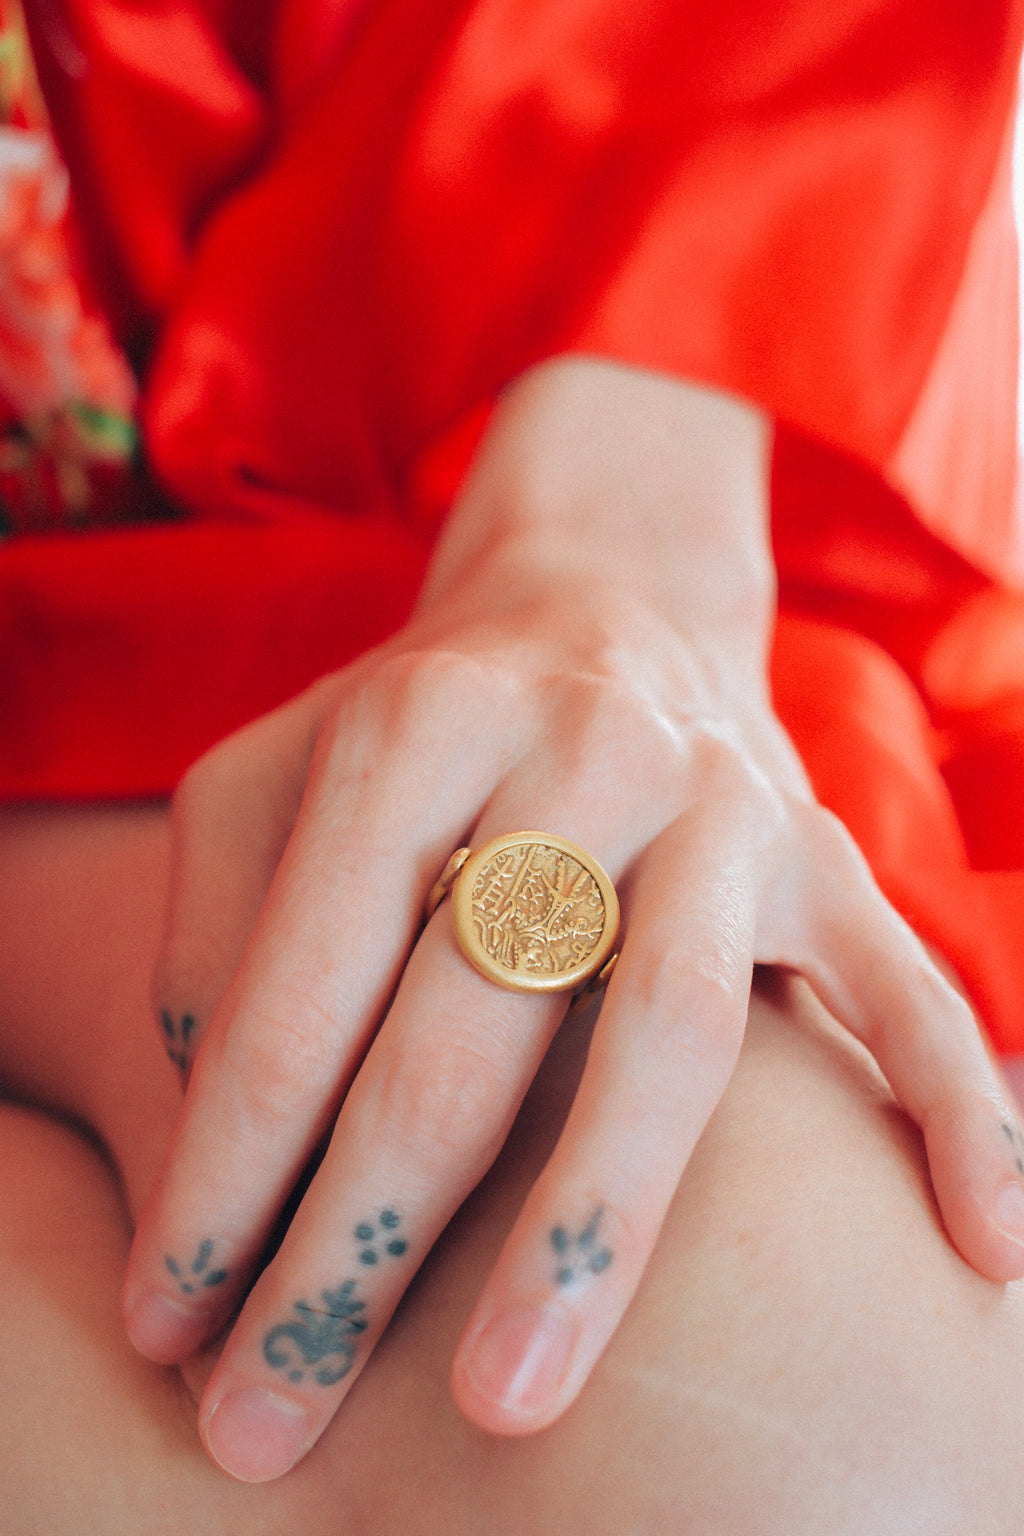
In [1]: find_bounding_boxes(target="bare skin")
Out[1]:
[103,362,1024,1485]
[1,800,1023,1534]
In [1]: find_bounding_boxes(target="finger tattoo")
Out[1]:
[549,1207,614,1288]
[159,1009,197,1075]
[1002,1120,1024,1177]
[354,1208,408,1265]
[263,1281,369,1386]
[165,1239,230,1295]
[262,1209,410,1388]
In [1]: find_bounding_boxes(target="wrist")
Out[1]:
[419,356,776,667]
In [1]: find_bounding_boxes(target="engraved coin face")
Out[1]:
[450,832,619,993]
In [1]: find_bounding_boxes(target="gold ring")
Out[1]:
[425,831,619,994]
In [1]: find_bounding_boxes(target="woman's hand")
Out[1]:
[123,359,1024,1483]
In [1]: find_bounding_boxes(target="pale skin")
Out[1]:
[2,360,1024,1520]
[2,801,1024,1532]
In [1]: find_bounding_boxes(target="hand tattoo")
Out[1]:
[159,1009,196,1075]
[354,1208,408,1265]
[262,1208,409,1388]
[1002,1121,1024,1177]
[263,1281,368,1386]
[165,1239,229,1295]
[550,1207,613,1287]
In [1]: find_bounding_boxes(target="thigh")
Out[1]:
[355,974,1024,1536]
[1,805,1023,1534]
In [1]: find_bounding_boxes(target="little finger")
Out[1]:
[765,806,1024,1283]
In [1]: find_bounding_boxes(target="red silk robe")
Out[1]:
[5,0,1024,1049]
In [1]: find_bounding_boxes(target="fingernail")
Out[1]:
[204,1387,312,1482]
[993,1182,1024,1248]
[463,1305,574,1415]
[125,1289,208,1362]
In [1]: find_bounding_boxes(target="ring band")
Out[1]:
[426,831,619,994]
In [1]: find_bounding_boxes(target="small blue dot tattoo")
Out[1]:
[354,1209,408,1265]
[550,1208,613,1287]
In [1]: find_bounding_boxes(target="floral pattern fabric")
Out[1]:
[0,0,135,534]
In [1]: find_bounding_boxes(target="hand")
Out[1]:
[123,360,1024,1483]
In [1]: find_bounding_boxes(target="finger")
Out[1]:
[153,690,324,1077]
[190,757,656,1479]
[765,805,1024,1283]
[125,651,520,1362]
[195,921,566,1481]
[451,799,761,1434]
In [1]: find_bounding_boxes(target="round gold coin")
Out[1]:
[450,832,619,993]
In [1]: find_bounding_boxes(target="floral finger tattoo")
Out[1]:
[159,1009,197,1075]
[262,1210,409,1389]
[165,1239,229,1295]
[549,1207,614,1288]
[263,1281,368,1387]
[1002,1120,1024,1177]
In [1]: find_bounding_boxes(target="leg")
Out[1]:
[1,804,1022,1533]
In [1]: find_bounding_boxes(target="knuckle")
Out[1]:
[578,673,666,744]
[376,1032,509,1167]
[798,799,854,855]
[371,646,511,719]
[653,1006,746,1092]
[172,692,316,834]
[690,727,756,796]
[626,939,747,1068]
[315,646,520,778]
[908,959,970,1038]
[542,672,684,789]
[226,986,343,1126]
[797,802,876,898]
[695,731,790,843]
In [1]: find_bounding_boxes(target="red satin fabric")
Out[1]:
[5,0,1024,1049]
